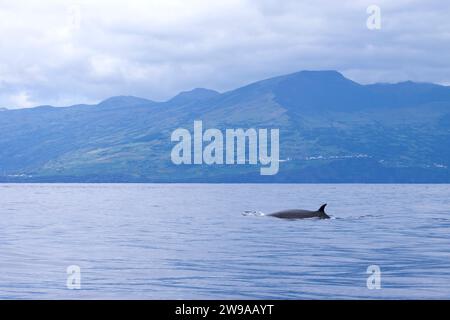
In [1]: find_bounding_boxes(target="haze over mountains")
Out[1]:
[1,70,449,182]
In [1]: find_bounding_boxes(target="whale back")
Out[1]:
[268,204,330,220]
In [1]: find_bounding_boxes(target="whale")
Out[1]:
[269,204,330,220]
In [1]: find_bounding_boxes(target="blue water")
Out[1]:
[0,184,449,299]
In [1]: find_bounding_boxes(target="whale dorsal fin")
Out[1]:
[318,204,327,213]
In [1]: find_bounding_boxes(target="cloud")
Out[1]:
[0,0,449,108]
[7,91,36,108]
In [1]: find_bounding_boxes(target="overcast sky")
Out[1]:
[0,0,449,108]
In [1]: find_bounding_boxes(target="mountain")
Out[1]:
[96,96,155,109]
[168,88,220,105]
[0,70,449,182]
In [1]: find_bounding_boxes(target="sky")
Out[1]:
[0,0,449,108]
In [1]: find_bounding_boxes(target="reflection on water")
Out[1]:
[0,184,449,299]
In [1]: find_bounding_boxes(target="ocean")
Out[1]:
[0,184,449,299]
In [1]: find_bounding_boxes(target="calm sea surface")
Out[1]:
[0,184,449,299]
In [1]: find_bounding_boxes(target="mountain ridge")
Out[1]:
[3,70,450,111]
[0,70,449,183]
